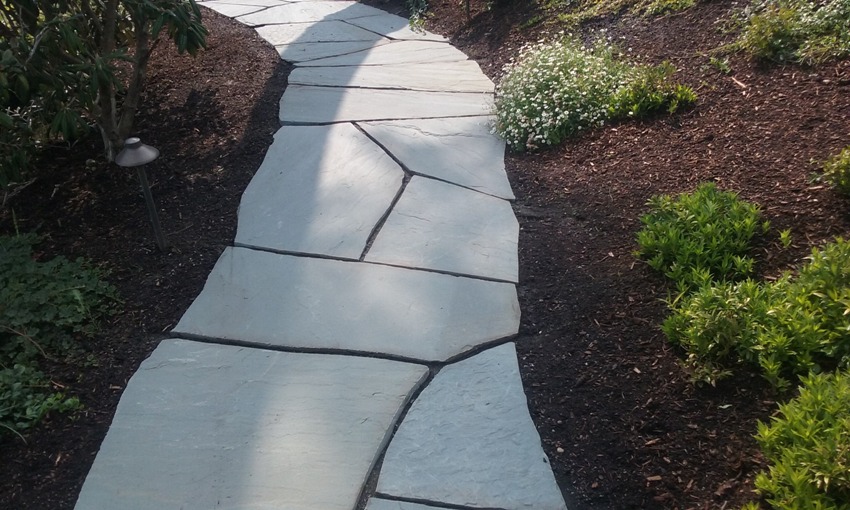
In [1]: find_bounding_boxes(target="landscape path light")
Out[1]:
[115,137,168,251]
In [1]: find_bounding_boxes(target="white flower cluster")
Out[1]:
[493,36,632,151]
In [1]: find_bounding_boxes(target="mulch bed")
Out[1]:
[1,1,849,509]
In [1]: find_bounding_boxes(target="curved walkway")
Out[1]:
[74,1,568,509]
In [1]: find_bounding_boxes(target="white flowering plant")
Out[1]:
[494,36,696,152]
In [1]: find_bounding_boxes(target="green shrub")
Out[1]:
[636,182,766,292]
[554,0,695,25]
[0,234,116,436]
[0,364,81,436]
[752,370,850,509]
[664,238,850,388]
[821,146,850,195]
[494,36,696,151]
[739,0,850,63]
[609,61,697,119]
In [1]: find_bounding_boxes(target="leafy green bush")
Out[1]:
[751,370,850,509]
[821,146,850,195]
[0,234,116,435]
[738,0,850,63]
[0,364,81,436]
[609,61,697,119]
[664,238,850,388]
[636,182,767,292]
[494,36,696,151]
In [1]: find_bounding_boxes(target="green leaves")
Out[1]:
[739,0,850,64]
[662,238,850,388]
[753,371,850,510]
[820,146,850,196]
[0,234,117,437]
[636,182,764,292]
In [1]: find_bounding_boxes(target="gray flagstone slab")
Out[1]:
[280,85,493,124]
[366,498,457,510]
[236,124,403,260]
[199,1,267,17]
[366,177,518,282]
[346,13,448,41]
[298,40,468,66]
[75,339,428,510]
[198,0,287,5]
[255,20,384,45]
[172,247,520,362]
[376,343,568,510]
[289,61,494,92]
[237,1,384,25]
[276,40,390,63]
[359,117,513,199]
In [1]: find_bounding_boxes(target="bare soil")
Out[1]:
[1,1,849,509]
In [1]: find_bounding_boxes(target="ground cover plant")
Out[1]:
[821,146,850,195]
[738,0,850,63]
[745,370,850,510]
[635,182,766,293]
[494,36,695,151]
[1,1,850,509]
[0,234,116,435]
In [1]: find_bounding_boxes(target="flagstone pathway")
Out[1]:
[74,1,568,509]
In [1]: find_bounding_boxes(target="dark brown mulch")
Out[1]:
[416,0,850,508]
[1,1,849,509]
[0,11,290,510]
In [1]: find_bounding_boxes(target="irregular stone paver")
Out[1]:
[276,40,390,62]
[255,20,384,45]
[346,13,448,42]
[359,117,513,199]
[289,61,494,92]
[75,339,428,510]
[376,343,567,510]
[172,247,520,362]
[299,40,468,66]
[199,1,268,17]
[280,85,493,124]
[198,0,286,6]
[237,1,383,25]
[235,124,403,259]
[366,177,518,282]
[366,498,457,510]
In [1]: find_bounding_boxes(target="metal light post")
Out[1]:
[115,137,168,251]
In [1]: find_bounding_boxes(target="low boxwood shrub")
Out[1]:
[635,182,767,293]
[493,36,696,152]
[745,370,850,510]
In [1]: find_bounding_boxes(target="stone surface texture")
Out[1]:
[173,248,520,362]
[366,177,519,282]
[345,14,448,41]
[198,1,267,17]
[235,124,403,259]
[366,498,457,510]
[289,61,494,92]
[237,1,383,25]
[359,116,513,199]
[255,20,383,45]
[298,40,467,66]
[280,85,493,124]
[377,343,568,510]
[75,339,428,510]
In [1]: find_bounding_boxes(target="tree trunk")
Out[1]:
[117,13,152,141]
[97,0,120,161]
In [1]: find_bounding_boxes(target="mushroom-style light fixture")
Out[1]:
[116,137,168,251]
